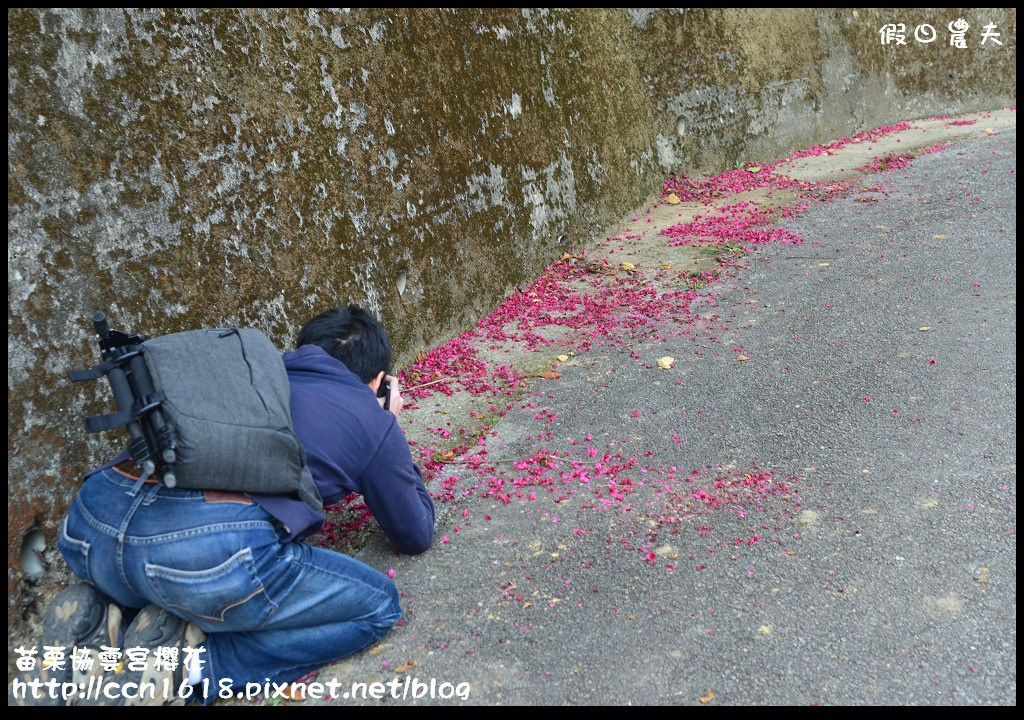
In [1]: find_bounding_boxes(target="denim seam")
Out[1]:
[97,468,210,501]
[145,547,258,582]
[284,549,398,623]
[146,547,280,629]
[128,521,278,545]
[59,517,92,585]
[59,516,91,551]
[116,479,156,590]
[162,588,271,625]
[72,498,275,543]
[73,499,122,538]
[265,591,400,685]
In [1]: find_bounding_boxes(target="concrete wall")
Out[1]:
[7,8,1016,608]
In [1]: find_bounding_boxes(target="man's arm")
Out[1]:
[359,421,435,555]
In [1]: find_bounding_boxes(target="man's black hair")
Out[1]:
[296,305,392,384]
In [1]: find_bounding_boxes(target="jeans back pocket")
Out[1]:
[146,547,278,632]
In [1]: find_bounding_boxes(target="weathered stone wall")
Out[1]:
[7,8,1015,608]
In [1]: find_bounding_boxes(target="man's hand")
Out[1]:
[380,374,403,417]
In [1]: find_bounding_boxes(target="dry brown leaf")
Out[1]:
[557,354,569,362]
[539,371,561,379]
[700,690,715,703]
[283,684,307,701]
[919,326,932,332]
[440,450,455,461]
[619,262,636,271]
[657,356,675,369]
[395,661,419,674]
[659,263,673,270]
[665,193,681,205]
[561,252,575,261]
[584,262,615,275]
[737,355,750,362]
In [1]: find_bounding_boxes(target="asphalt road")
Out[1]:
[338,128,1016,706]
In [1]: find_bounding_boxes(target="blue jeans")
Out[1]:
[58,467,401,699]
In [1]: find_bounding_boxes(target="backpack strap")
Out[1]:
[67,344,145,382]
[67,357,122,382]
[81,391,167,434]
[82,410,134,433]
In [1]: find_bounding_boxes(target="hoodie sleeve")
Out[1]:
[358,420,436,555]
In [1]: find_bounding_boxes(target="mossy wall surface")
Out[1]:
[7,8,1015,605]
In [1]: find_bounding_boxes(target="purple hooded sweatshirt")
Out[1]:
[252,345,435,554]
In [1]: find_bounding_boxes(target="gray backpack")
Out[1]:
[69,313,322,513]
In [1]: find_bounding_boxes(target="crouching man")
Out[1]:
[19,305,433,705]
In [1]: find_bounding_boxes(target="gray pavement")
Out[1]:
[319,126,1016,705]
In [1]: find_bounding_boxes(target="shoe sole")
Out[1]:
[10,584,123,707]
[117,605,190,706]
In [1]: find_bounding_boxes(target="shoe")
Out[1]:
[97,604,207,706]
[9,583,125,706]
